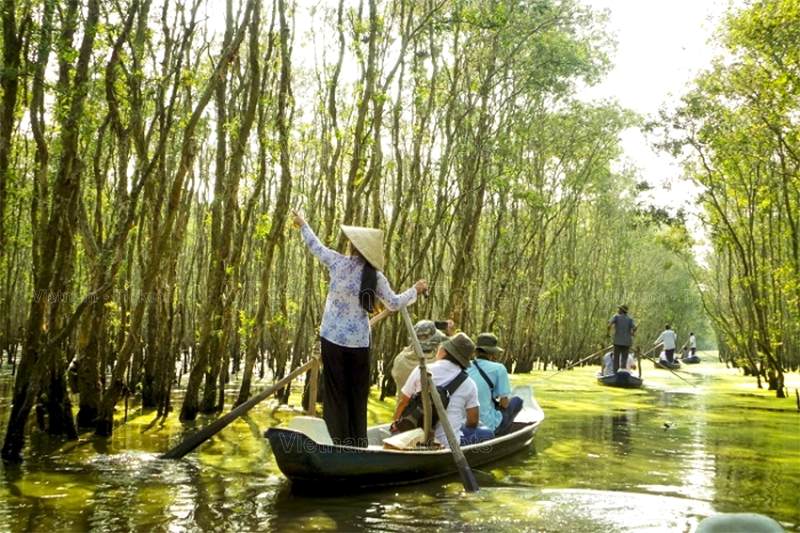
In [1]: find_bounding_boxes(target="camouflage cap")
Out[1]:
[423,328,448,352]
[414,320,441,352]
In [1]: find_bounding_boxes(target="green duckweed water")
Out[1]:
[1,352,798,532]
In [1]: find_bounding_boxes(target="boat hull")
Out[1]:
[597,372,643,388]
[266,419,541,490]
[654,360,681,370]
[681,355,700,364]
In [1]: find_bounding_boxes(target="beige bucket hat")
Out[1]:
[341,225,384,271]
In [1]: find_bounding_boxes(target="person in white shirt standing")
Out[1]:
[394,332,494,447]
[689,332,697,356]
[654,325,678,364]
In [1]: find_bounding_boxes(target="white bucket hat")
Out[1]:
[341,225,384,271]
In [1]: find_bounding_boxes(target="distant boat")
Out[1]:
[654,358,681,370]
[681,354,701,364]
[597,371,643,388]
[265,386,545,492]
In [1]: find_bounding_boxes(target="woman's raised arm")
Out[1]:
[294,211,341,267]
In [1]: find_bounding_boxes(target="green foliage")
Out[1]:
[665,0,800,393]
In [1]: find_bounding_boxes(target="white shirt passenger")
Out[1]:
[689,334,697,349]
[601,351,636,375]
[401,359,479,447]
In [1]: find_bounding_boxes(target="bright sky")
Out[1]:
[578,0,740,256]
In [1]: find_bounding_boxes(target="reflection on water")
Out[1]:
[1,356,799,532]
[610,410,633,454]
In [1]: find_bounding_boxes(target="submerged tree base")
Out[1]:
[94,419,113,437]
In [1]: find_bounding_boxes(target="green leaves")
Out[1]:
[664,0,800,393]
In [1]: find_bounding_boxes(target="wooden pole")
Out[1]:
[399,307,432,442]
[639,349,696,387]
[164,306,393,457]
[162,357,316,459]
[306,349,319,416]
[641,343,661,360]
[636,347,642,379]
[369,308,393,327]
[544,345,613,379]
[399,306,479,492]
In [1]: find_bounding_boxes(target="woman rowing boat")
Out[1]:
[292,211,427,447]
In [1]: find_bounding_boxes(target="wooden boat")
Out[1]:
[681,354,701,364]
[654,359,681,370]
[597,371,643,388]
[265,386,545,491]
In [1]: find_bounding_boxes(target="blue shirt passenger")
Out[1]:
[467,357,511,432]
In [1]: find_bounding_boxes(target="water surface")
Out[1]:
[1,353,798,531]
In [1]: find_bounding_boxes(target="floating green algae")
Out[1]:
[0,352,798,531]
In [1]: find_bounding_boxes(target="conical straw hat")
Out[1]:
[341,225,384,271]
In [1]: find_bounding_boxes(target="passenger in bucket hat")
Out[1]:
[293,211,428,447]
[467,332,524,436]
[394,332,494,447]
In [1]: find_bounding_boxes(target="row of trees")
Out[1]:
[0,0,707,462]
[664,0,800,397]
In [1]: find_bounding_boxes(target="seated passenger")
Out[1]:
[467,333,523,436]
[391,320,447,396]
[619,351,637,373]
[601,351,614,376]
[393,332,493,447]
[602,350,635,376]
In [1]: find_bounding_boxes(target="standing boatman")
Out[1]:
[688,332,697,357]
[607,305,637,373]
[654,325,678,364]
[293,211,427,447]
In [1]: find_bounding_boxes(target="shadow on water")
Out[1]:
[1,356,799,531]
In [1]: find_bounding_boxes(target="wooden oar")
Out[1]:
[544,345,614,379]
[369,308,393,327]
[162,357,318,459]
[640,343,697,388]
[641,343,662,360]
[399,306,479,493]
[162,304,394,459]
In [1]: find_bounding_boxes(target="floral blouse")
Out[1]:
[301,223,417,348]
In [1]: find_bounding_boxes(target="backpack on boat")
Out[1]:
[391,370,469,434]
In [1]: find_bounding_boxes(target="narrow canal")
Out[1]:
[1,353,798,532]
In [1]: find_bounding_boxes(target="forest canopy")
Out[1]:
[4,0,795,463]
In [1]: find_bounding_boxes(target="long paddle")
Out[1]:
[399,306,479,493]
[162,358,317,459]
[163,306,394,459]
[640,343,696,388]
[544,345,614,379]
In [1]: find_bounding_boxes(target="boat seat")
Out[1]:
[287,416,334,445]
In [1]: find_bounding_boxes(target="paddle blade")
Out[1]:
[460,467,480,493]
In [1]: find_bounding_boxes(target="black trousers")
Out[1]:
[613,344,630,372]
[320,337,371,448]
